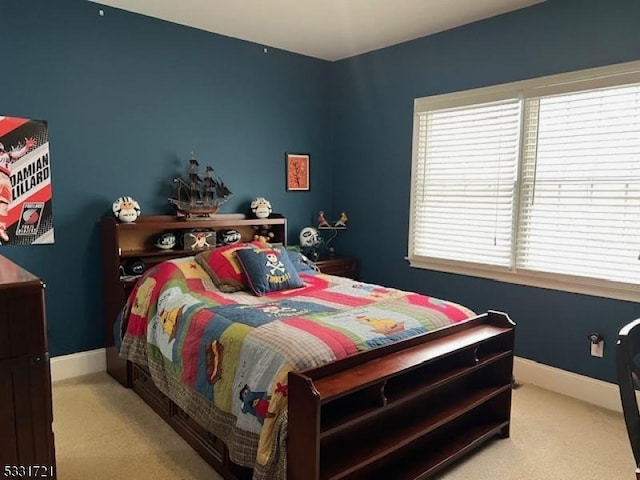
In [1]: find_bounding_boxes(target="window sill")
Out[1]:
[407,256,640,303]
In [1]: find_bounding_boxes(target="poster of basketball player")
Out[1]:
[0,116,55,245]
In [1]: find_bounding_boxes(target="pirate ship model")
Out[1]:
[168,153,233,220]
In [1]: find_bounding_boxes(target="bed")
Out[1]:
[115,242,515,480]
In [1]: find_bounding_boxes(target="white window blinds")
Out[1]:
[411,99,521,268]
[409,61,640,300]
[517,85,640,284]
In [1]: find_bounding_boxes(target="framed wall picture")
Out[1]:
[286,153,310,191]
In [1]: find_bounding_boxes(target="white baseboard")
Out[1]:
[47,350,622,412]
[50,348,106,383]
[514,356,623,413]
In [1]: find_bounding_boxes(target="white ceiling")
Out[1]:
[91,0,545,61]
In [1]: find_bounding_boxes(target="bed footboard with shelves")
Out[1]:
[288,310,514,480]
[124,310,514,480]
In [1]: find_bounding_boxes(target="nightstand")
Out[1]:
[314,256,358,279]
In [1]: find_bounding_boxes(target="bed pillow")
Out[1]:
[194,242,268,292]
[286,249,319,274]
[236,245,305,296]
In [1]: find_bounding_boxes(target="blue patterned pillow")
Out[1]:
[286,249,319,274]
[236,245,305,296]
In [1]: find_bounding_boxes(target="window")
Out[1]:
[409,61,640,302]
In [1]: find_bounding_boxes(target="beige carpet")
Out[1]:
[52,373,634,480]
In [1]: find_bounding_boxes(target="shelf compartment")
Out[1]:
[319,384,511,479]
[313,325,512,402]
[352,417,510,480]
[320,381,387,435]
[383,349,510,402]
[120,243,285,259]
[107,214,288,255]
[120,248,205,259]
[115,213,285,230]
[320,376,477,450]
[320,350,511,438]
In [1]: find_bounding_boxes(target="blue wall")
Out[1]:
[331,0,640,383]
[1,0,332,356]
[3,0,639,384]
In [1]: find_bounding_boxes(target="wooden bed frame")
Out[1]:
[126,310,514,480]
[101,215,515,480]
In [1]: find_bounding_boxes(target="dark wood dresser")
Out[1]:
[0,256,56,478]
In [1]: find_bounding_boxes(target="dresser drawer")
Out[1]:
[0,286,46,360]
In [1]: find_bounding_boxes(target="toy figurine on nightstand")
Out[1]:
[316,210,348,256]
[316,210,348,230]
[334,212,348,227]
[317,211,331,228]
[299,226,322,261]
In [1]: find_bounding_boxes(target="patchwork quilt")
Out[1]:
[119,256,475,480]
